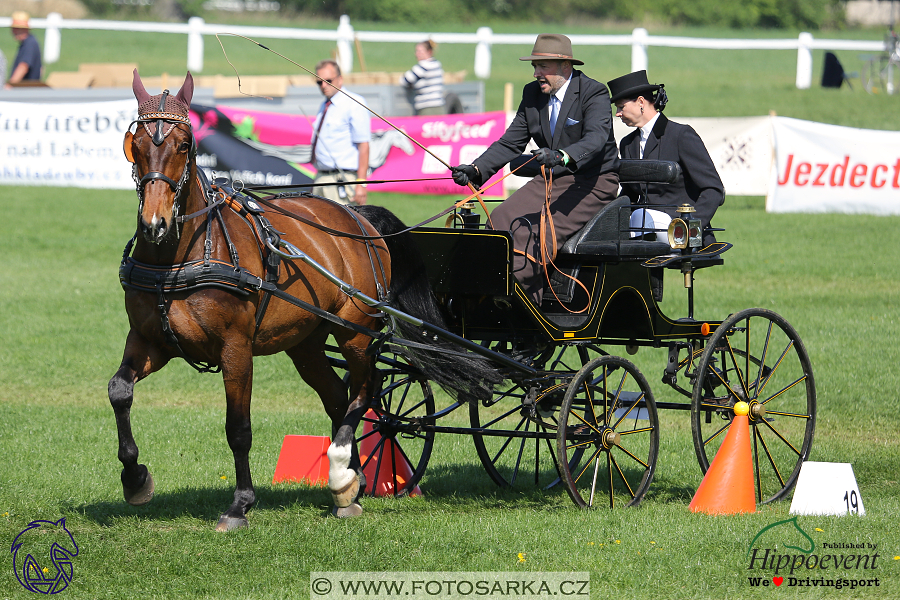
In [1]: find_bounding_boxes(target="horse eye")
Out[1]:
[179,141,191,152]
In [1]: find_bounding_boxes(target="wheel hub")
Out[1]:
[749,400,766,422]
[602,428,620,449]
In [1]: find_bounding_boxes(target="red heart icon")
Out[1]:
[773,577,784,586]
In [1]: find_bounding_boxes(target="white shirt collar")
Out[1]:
[639,112,661,158]
[640,112,660,142]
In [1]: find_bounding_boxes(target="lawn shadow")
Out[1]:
[69,485,337,526]
[69,461,698,525]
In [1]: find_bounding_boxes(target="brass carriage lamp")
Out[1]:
[676,204,702,248]
[668,204,702,289]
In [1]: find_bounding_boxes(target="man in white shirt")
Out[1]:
[311,60,370,205]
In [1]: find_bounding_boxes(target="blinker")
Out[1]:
[123,131,135,163]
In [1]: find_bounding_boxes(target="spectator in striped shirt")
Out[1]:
[400,40,446,116]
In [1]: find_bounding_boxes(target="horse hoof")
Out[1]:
[215,516,249,532]
[123,472,155,506]
[331,475,361,509]
[331,503,363,518]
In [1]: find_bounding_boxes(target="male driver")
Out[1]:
[608,70,724,244]
[311,59,370,205]
[5,12,42,89]
[451,34,619,304]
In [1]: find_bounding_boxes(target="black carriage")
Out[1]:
[340,160,816,509]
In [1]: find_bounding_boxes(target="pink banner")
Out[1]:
[216,106,507,197]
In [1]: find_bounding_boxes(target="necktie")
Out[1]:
[549,96,560,138]
[310,99,331,166]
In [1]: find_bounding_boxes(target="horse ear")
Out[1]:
[132,69,151,105]
[123,131,135,163]
[175,72,194,107]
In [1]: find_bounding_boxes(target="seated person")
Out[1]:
[607,70,724,244]
[451,34,619,305]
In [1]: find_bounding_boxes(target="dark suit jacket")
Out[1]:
[619,113,724,235]
[474,70,619,181]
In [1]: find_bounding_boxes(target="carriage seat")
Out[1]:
[507,157,680,259]
[558,196,672,258]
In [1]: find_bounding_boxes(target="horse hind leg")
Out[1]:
[108,332,170,506]
[328,331,380,517]
[286,332,370,517]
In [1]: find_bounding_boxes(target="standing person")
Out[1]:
[451,34,619,304]
[400,40,446,116]
[311,59,370,206]
[607,70,724,244]
[5,12,42,89]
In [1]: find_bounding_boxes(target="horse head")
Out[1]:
[126,69,196,243]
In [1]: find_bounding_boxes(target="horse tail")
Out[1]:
[354,205,502,402]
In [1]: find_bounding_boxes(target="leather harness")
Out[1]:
[121,105,390,373]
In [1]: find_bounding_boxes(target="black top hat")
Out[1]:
[607,70,661,103]
[519,34,584,65]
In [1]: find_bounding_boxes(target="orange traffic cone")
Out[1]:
[689,401,756,514]
[272,435,331,486]
[359,409,422,497]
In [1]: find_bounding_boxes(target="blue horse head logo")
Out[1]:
[11,518,79,594]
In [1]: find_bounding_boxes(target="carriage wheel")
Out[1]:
[556,356,659,508]
[469,377,565,490]
[691,308,816,504]
[357,354,435,497]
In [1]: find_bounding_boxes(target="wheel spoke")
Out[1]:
[755,426,787,490]
[702,420,731,447]
[610,452,636,499]
[756,339,795,398]
[760,418,803,457]
[761,376,808,407]
[613,443,651,470]
[612,391,645,429]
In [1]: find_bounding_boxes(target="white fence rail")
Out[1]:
[0,13,885,88]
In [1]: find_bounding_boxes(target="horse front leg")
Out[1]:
[108,331,170,506]
[216,344,256,532]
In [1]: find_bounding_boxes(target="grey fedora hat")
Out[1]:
[519,34,584,65]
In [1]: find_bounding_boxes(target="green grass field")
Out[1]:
[1,184,899,599]
[2,16,900,599]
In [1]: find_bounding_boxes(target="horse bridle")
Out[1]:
[128,90,196,238]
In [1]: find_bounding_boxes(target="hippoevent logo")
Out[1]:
[10,518,79,594]
[746,517,880,590]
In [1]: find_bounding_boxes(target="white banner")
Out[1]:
[0,100,136,188]
[768,117,900,215]
[674,116,773,197]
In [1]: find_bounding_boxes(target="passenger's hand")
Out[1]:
[531,148,565,168]
[451,164,480,187]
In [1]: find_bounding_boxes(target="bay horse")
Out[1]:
[110,70,497,530]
